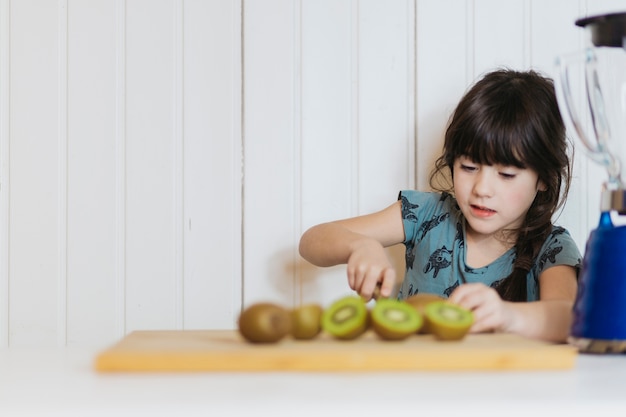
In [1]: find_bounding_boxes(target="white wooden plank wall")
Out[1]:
[0,0,624,348]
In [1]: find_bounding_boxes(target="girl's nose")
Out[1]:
[473,170,494,197]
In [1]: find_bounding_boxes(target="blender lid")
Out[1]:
[575,11,626,47]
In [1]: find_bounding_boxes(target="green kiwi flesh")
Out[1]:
[405,293,445,334]
[371,299,423,340]
[321,296,368,340]
[424,301,474,340]
[291,303,323,340]
[238,302,292,343]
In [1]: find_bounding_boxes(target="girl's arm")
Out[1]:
[299,201,405,299]
[449,265,578,343]
[506,265,578,342]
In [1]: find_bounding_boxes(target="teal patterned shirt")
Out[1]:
[397,190,582,301]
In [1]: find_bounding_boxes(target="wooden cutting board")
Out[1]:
[94,330,577,372]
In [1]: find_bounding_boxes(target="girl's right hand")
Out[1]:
[346,238,396,301]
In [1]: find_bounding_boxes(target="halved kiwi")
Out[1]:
[291,303,323,340]
[405,293,444,334]
[423,301,474,341]
[371,299,423,340]
[238,302,292,343]
[321,295,368,340]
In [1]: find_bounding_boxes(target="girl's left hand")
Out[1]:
[448,283,515,334]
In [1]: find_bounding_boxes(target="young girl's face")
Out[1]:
[452,156,546,242]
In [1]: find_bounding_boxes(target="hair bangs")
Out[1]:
[460,124,529,169]
[447,94,535,170]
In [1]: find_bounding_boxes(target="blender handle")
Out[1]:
[555,50,617,172]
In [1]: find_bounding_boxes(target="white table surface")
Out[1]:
[1,347,625,416]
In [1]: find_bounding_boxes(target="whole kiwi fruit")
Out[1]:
[423,301,474,341]
[291,303,323,340]
[238,302,292,343]
[370,298,423,340]
[405,293,445,314]
[405,293,445,334]
[321,295,368,340]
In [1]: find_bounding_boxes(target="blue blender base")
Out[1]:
[569,213,626,353]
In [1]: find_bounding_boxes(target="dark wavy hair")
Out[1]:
[429,69,572,302]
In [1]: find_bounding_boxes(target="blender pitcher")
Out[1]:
[556,12,626,353]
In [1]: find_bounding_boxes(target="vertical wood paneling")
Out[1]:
[9,0,60,346]
[0,0,9,348]
[183,0,242,329]
[587,0,626,16]
[243,0,298,307]
[125,0,177,331]
[57,0,68,347]
[473,0,526,74]
[415,0,467,191]
[114,0,127,340]
[358,0,415,289]
[66,0,118,347]
[300,0,355,303]
[358,0,415,214]
[173,0,184,330]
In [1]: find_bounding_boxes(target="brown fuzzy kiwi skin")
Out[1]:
[404,293,444,334]
[405,293,445,313]
[238,303,293,343]
[291,303,323,340]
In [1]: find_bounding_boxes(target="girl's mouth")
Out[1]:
[470,204,496,218]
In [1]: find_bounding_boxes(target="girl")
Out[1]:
[299,69,582,343]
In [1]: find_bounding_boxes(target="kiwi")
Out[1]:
[291,303,323,340]
[238,302,292,343]
[405,293,445,314]
[370,299,423,340]
[405,293,445,334]
[321,295,368,340]
[423,301,474,341]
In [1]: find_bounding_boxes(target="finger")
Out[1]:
[346,264,357,290]
[359,275,379,301]
[379,268,397,298]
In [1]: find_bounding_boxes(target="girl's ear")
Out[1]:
[537,180,548,192]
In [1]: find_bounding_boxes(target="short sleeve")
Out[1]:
[534,226,582,279]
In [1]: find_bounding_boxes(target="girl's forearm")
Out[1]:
[299,223,370,267]
[506,299,574,343]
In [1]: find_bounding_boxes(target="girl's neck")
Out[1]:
[464,226,516,269]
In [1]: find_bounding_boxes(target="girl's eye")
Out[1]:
[499,172,516,179]
[460,164,477,172]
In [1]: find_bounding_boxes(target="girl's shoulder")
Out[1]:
[397,191,463,241]
[535,225,583,272]
[397,190,459,216]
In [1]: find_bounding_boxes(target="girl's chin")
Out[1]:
[464,218,502,237]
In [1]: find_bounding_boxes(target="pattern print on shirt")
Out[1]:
[405,241,416,270]
[455,221,464,249]
[417,212,450,240]
[424,245,452,278]
[549,226,566,240]
[537,245,563,271]
[400,196,420,222]
[404,283,417,297]
[444,280,459,297]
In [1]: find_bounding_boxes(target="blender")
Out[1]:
[556,11,626,353]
